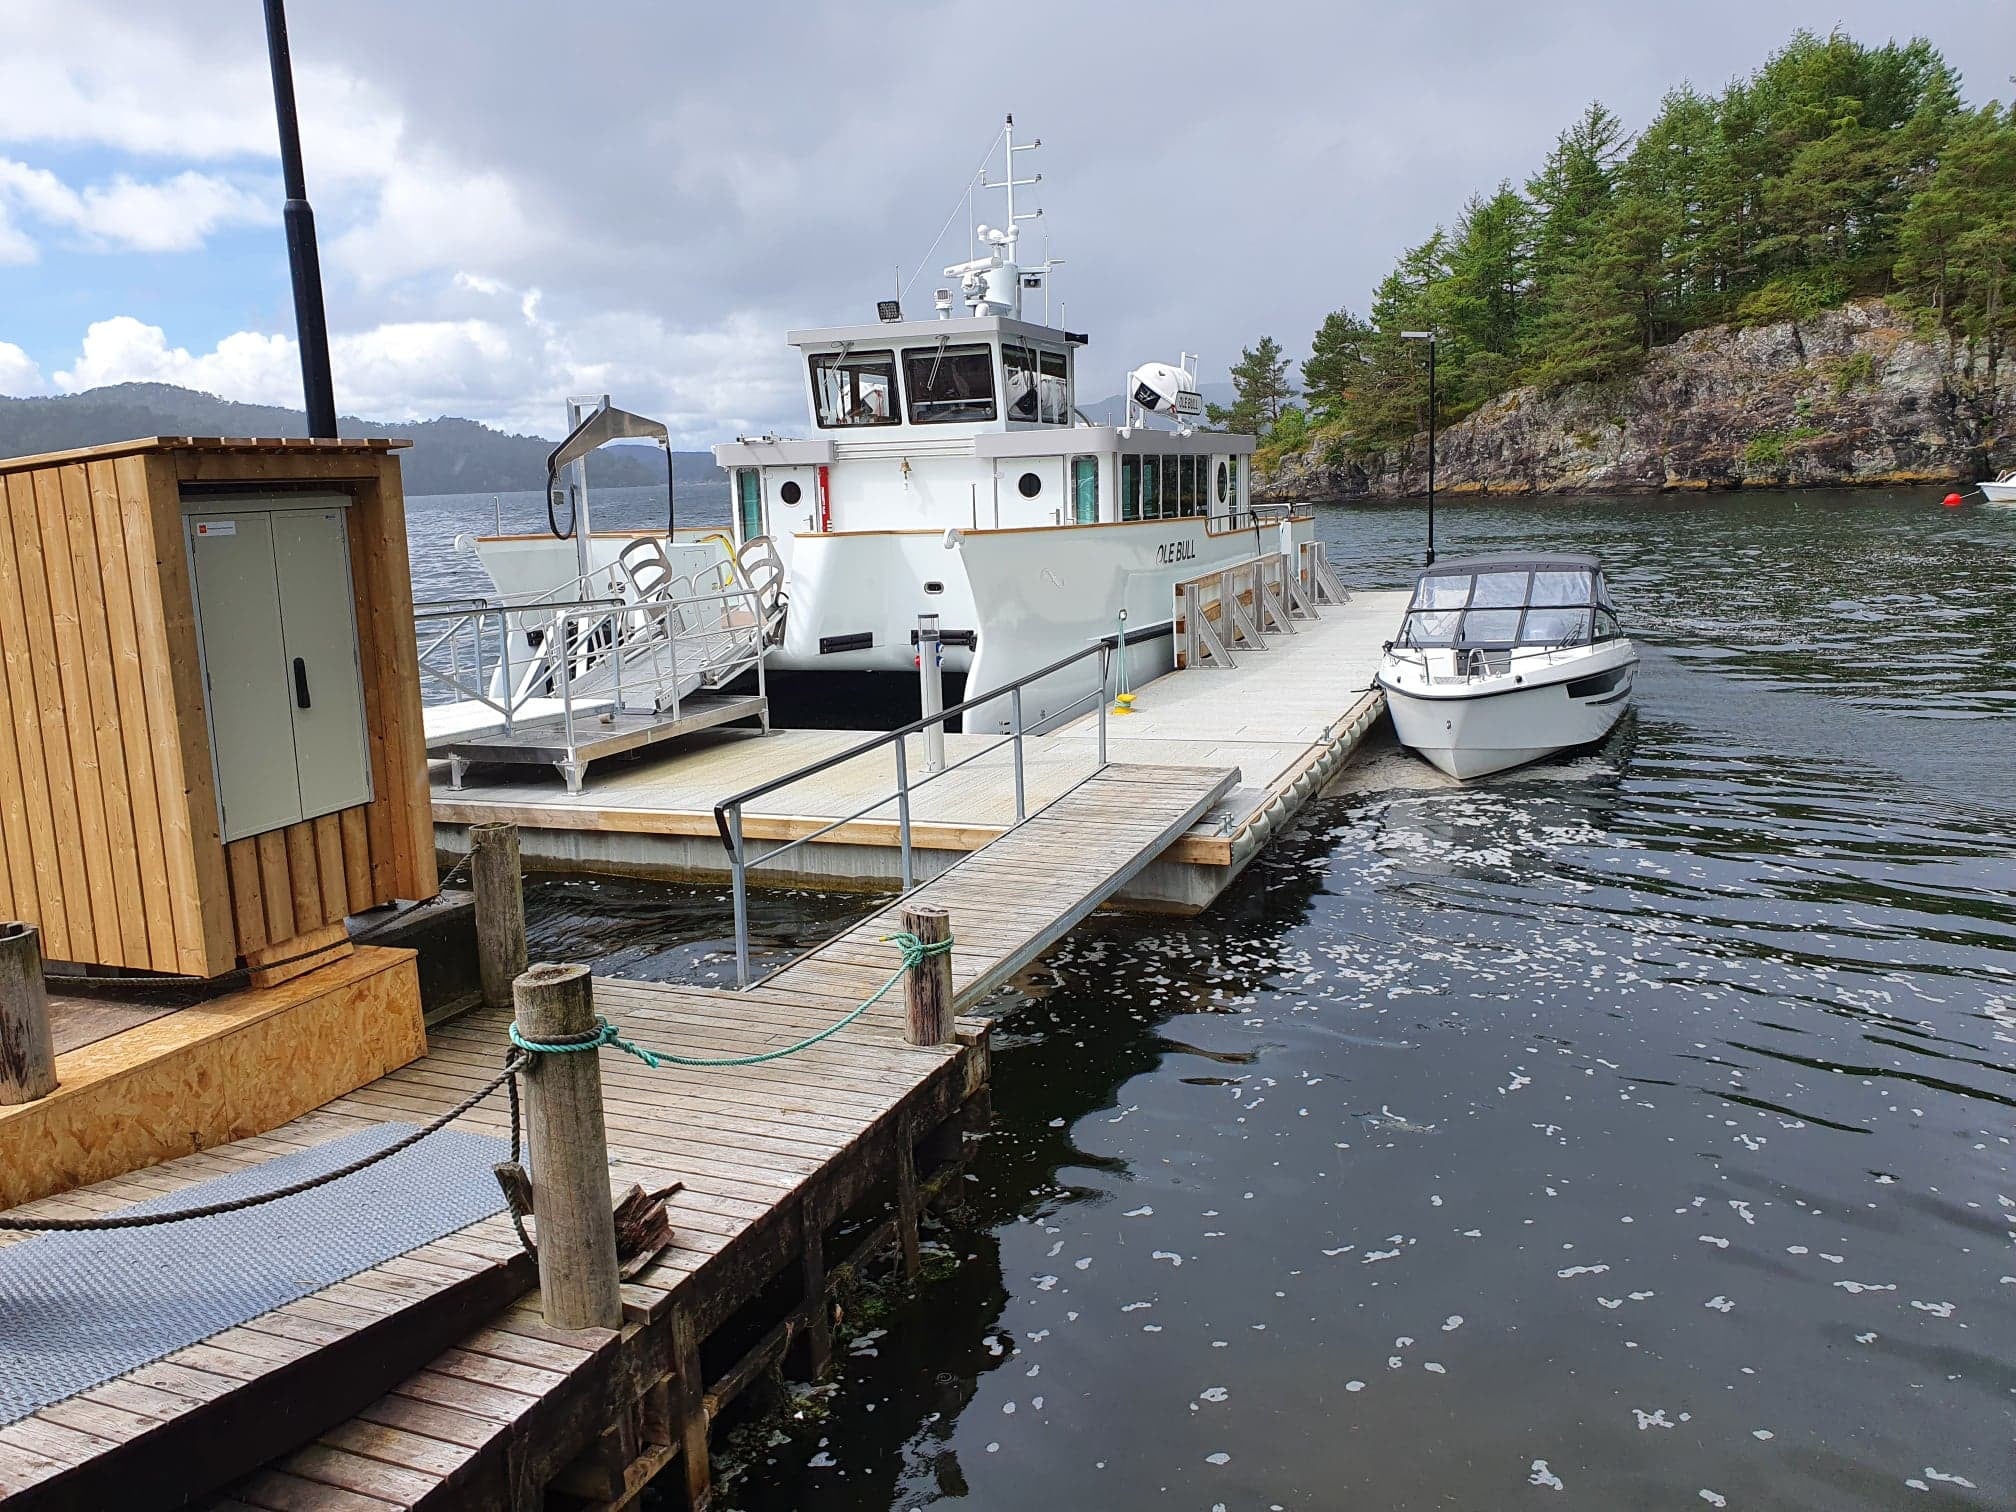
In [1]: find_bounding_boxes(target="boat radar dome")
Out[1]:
[1128,362,1205,430]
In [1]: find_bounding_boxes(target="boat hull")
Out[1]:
[1978,480,2016,503]
[1378,646,1637,780]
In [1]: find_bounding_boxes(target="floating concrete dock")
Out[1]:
[434,590,1409,909]
[0,766,1234,1509]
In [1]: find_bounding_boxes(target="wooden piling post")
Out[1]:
[0,923,57,1105]
[901,905,952,1046]
[513,962,623,1331]
[470,822,528,1011]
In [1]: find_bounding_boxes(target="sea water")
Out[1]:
[408,485,2015,1509]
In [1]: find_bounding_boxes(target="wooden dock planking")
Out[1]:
[429,594,1411,903]
[1,761,1234,1511]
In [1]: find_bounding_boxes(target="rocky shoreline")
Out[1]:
[1257,300,2014,502]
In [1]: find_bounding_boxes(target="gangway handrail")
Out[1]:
[417,578,770,775]
[712,635,1120,987]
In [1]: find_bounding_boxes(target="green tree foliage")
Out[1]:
[1893,101,2016,379]
[1206,336,1294,435]
[1283,28,2004,462]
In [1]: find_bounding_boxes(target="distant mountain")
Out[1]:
[0,383,723,496]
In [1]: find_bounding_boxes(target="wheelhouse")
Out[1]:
[792,315,1082,435]
[1397,554,1622,651]
[716,310,1260,543]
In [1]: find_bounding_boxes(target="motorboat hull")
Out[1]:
[1978,479,2016,503]
[1379,645,1637,780]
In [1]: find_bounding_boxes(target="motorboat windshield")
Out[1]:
[1396,554,1622,651]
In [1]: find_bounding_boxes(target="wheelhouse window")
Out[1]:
[1003,344,1071,424]
[809,349,897,428]
[903,342,996,424]
[1039,349,1070,423]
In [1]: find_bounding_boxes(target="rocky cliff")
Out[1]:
[1258,300,2015,501]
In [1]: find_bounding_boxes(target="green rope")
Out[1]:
[508,930,954,1070]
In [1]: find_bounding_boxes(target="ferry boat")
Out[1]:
[467,116,1312,734]
[1375,553,1637,780]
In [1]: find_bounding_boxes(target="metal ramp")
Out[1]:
[418,540,771,792]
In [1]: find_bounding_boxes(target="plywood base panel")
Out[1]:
[0,946,427,1209]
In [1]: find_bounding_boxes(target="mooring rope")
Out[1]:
[1,935,947,1235]
[509,930,953,1070]
[0,1055,528,1232]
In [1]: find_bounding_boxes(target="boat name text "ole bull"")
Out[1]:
[1156,540,1197,565]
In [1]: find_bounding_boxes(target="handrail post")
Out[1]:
[498,611,514,727]
[893,739,914,890]
[1009,687,1026,823]
[729,806,751,988]
[1097,643,1109,766]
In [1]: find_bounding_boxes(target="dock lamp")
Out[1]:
[1400,331,1437,566]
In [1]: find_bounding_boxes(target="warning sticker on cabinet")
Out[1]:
[194,520,236,536]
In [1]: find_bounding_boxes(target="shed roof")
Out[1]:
[0,435,411,475]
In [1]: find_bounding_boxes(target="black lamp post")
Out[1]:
[1401,330,1437,565]
[261,0,338,438]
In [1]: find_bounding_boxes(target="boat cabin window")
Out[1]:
[1040,348,1070,423]
[1119,452,1209,520]
[1002,344,1072,424]
[810,349,898,428]
[903,342,997,424]
[1398,564,1615,649]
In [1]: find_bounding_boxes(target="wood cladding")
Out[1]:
[0,438,436,976]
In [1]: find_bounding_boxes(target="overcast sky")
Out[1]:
[1,1,2008,443]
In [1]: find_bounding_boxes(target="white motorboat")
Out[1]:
[1376,553,1637,780]
[1977,469,2016,503]
[464,116,1315,734]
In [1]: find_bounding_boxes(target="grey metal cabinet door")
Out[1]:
[272,507,373,821]
[187,511,303,841]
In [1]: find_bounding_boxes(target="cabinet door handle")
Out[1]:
[293,657,311,710]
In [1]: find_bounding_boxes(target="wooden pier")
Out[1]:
[0,764,1234,1510]
[433,589,1410,910]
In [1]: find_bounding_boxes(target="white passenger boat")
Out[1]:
[1376,554,1637,780]
[465,116,1313,734]
[1978,470,2016,503]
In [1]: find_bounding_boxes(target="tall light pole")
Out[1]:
[1401,331,1436,565]
[262,0,338,438]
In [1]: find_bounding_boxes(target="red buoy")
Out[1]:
[1943,492,1965,507]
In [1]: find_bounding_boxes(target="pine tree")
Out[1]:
[1302,309,1376,422]
[1207,337,1294,435]
[1894,101,2016,378]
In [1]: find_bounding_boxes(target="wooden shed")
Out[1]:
[0,437,437,980]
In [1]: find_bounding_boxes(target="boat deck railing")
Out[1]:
[711,637,1116,987]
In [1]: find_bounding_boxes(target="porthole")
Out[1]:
[779,479,803,505]
[1017,471,1042,499]
[924,580,945,594]
[1216,461,1229,503]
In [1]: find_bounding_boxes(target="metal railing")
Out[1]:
[711,637,1117,987]
[416,576,769,781]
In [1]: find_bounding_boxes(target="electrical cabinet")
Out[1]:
[186,496,373,843]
